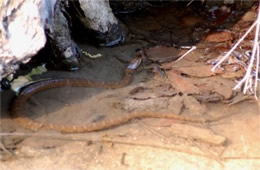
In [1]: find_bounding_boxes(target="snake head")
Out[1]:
[127,58,142,70]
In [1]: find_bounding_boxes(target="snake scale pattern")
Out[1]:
[11,58,223,133]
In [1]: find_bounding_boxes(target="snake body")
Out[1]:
[11,58,220,133]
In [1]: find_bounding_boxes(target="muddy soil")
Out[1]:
[1,3,260,170]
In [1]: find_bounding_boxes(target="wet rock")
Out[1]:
[48,1,81,71]
[71,0,128,46]
[95,21,128,47]
[0,0,56,79]
[0,0,128,80]
[110,0,147,14]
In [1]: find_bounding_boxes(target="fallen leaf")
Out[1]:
[213,84,233,99]
[181,16,203,26]
[221,70,244,79]
[129,84,177,100]
[241,11,257,22]
[167,70,200,94]
[193,77,234,99]
[167,95,184,115]
[145,46,184,63]
[193,92,224,102]
[129,86,145,95]
[183,95,207,116]
[173,65,224,78]
[168,67,234,100]
[225,93,255,106]
[204,31,233,43]
[221,65,245,79]
[121,98,169,112]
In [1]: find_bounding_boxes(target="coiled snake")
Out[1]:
[11,57,224,133]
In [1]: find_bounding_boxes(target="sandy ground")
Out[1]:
[1,3,260,170]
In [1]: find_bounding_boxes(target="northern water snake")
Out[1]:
[11,57,226,133]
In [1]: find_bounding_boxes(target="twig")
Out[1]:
[187,0,195,6]
[211,21,257,71]
[233,3,260,98]
[254,38,260,98]
[212,2,260,98]
[174,46,196,63]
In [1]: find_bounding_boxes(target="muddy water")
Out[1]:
[1,3,260,169]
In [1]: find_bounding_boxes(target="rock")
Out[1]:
[0,0,56,79]
[0,0,128,81]
[71,0,128,46]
